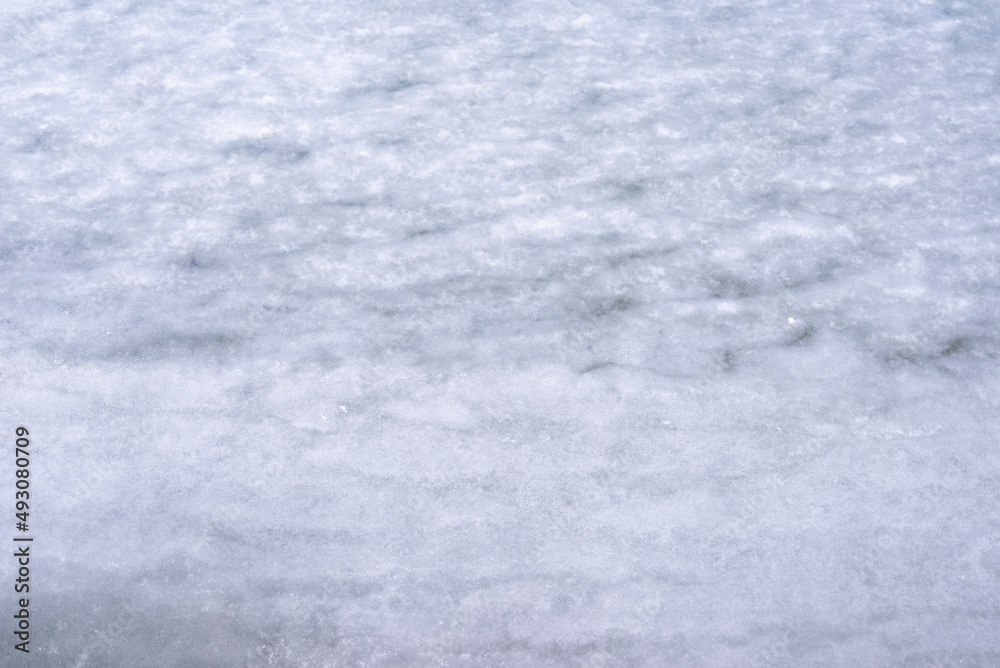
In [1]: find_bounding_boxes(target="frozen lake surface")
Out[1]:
[1,0,999,665]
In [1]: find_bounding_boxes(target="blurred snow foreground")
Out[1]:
[1,0,999,665]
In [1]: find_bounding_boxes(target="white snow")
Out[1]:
[1,0,999,665]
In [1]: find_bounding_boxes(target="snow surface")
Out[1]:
[1,0,999,665]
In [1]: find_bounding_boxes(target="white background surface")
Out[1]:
[1,0,999,665]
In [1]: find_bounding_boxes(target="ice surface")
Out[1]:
[1,0,999,665]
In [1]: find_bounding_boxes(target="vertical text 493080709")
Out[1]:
[13,427,31,655]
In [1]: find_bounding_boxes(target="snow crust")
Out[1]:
[1,0,999,665]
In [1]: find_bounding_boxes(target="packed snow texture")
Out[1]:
[1,0,999,665]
